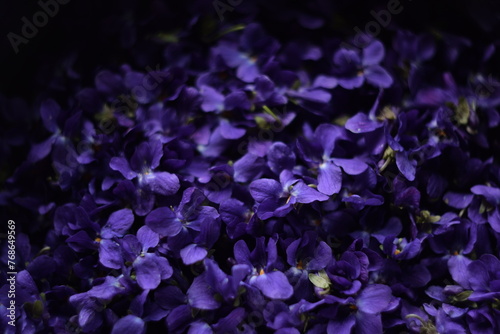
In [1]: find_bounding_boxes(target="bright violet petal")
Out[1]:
[333,158,368,175]
[28,136,57,162]
[187,275,221,310]
[345,112,382,134]
[145,207,183,237]
[365,65,393,88]
[111,315,145,334]
[133,254,161,289]
[471,185,500,205]
[292,181,330,203]
[318,161,342,195]
[219,119,246,140]
[267,142,296,175]
[110,157,137,180]
[99,239,122,269]
[249,179,283,202]
[356,284,392,314]
[362,40,385,66]
[180,244,208,265]
[355,311,383,334]
[327,315,356,334]
[448,255,472,289]
[395,151,416,181]
[252,271,293,299]
[101,208,134,239]
[443,192,474,209]
[137,226,159,251]
[143,171,180,196]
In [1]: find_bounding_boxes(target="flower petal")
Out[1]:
[252,271,293,299]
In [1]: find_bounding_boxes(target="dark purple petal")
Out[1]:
[213,307,246,332]
[355,311,383,334]
[188,322,213,334]
[101,208,134,239]
[237,60,259,83]
[180,244,208,265]
[250,179,283,202]
[111,315,145,334]
[443,192,474,209]
[327,315,356,334]
[315,124,344,157]
[395,151,416,181]
[233,153,265,183]
[362,40,385,66]
[187,275,221,310]
[333,158,368,175]
[292,181,330,203]
[133,254,162,290]
[99,239,122,269]
[448,255,472,289]
[267,142,296,174]
[471,185,500,205]
[356,284,392,314]
[145,207,183,237]
[137,226,159,251]
[110,157,137,180]
[220,119,246,140]
[365,65,393,88]
[468,260,490,292]
[40,99,61,133]
[345,113,382,134]
[318,161,342,195]
[234,240,252,267]
[252,271,293,299]
[142,171,180,195]
[307,241,333,271]
[200,85,224,112]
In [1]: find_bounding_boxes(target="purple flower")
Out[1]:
[297,123,369,195]
[213,23,279,83]
[234,237,294,300]
[327,284,394,334]
[110,139,180,196]
[333,40,393,89]
[249,170,329,219]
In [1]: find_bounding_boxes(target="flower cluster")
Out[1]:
[1,1,500,333]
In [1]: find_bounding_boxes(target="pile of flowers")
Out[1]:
[1,1,500,333]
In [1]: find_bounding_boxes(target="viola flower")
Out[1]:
[111,315,145,334]
[234,237,294,300]
[332,40,393,89]
[326,284,395,334]
[110,139,180,196]
[427,218,477,288]
[120,226,173,289]
[466,255,500,302]
[213,23,280,83]
[297,123,368,195]
[69,275,133,332]
[249,170,329,219]
[285,231,333,300]
[28,99,81,163]
[145,187,217,238]
[469,185,500,233]
[382,236,422,260]
[186,258,251,310]
[219,198,259,239]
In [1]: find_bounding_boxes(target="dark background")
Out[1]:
[1,0,500,101]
